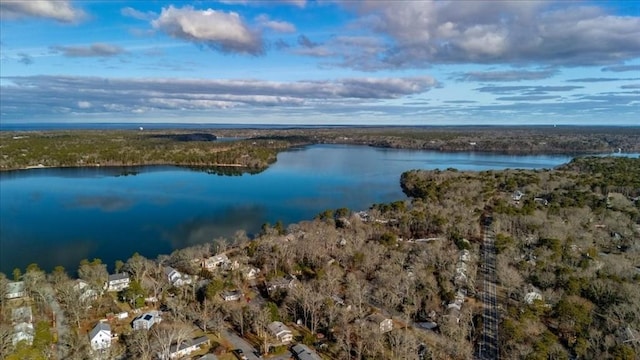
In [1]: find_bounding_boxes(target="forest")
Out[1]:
[2,126,639,171]
[1,156,638,360]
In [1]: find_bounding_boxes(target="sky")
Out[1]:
[0,0,639,125]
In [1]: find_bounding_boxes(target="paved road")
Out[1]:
[223,328,262,360]
[477,225,499,360]
[223,328,294,360]
[43,284,70,360]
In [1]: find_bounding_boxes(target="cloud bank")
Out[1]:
[326,1,640,69]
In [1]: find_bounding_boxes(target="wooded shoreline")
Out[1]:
[2,126,639,172]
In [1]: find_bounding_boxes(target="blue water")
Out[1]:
[0,145,574,274]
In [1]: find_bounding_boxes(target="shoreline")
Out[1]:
[2,145,635,173]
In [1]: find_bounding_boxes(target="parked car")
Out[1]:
[233,349,248,360]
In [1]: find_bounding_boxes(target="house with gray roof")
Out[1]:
[291,344,322,360]
[132,310,162,330]
[89,322,112,351]
[105,272,130,292]
[5,281,26,299]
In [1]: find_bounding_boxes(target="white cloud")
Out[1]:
[152,5,264,55]
[77,101,91,109]
[256,14,296,33]
[121,6,157,21]
[0,0,85,23]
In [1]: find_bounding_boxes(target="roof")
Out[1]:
[108,272,129,282]
[169,336,209,353]
[14,322,34,333]
[11,306,32,322]
[291,344,322,360]
[164,266,178,276]
[222,290,242,297]
[205,254,229,263]
[134,311,161,322]
[7,281,25,294]
[89,322,111,339]
[268,321,291,336]
[367,313,390,324]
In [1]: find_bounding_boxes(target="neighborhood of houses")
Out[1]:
[2,247,336,360]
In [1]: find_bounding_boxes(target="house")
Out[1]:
[74,279,99,302]
[366,314,393,333]
[89,322,112,351]
[5,281,26,299]
[164,266,192,287]
[132,310,162,330]
[163,336,210,360]
[202,254,230,271]
[221,290,242,302]
[512,190,524,202]
[13,322,34,345]
[534,197,549,206]
[11,306,32,324]
[268,321,293,344]
[291,343,322,360]
[266,275,297,294]
[459,250,471,263]
[524,291,543,305]
[242,266,261,280]
[106,272,130,292]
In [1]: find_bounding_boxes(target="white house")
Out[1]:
[5,281,26,299]
[164,266,192,287]
[105,273,130,292]
[242,266,261,280]
[163,336,210,360]
[524,291,543,305]
[11,306,33,324]
[13,322,34,345]
[291,344,322,360]
[221,290,243,302]
[512,190,525,202]
[366,314,393,333]
[89,322,112,351]
[268,321,293,344]
[202,254,230,271]
[132,311,162,330]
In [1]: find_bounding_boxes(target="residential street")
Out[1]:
[222,328,261,360]
[43,283,70,360]
[223,328,294,360]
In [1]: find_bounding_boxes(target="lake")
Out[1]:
[0,144,574,274]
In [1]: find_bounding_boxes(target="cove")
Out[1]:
[0,144,573,273]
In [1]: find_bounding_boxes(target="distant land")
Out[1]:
[2,125,640,171]
[2,122,640,132]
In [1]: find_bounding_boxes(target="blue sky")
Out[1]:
[0,0,638,125]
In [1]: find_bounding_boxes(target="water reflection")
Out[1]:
[1,145,577,273]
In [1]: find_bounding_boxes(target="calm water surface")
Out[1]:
[0,145,573,273]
